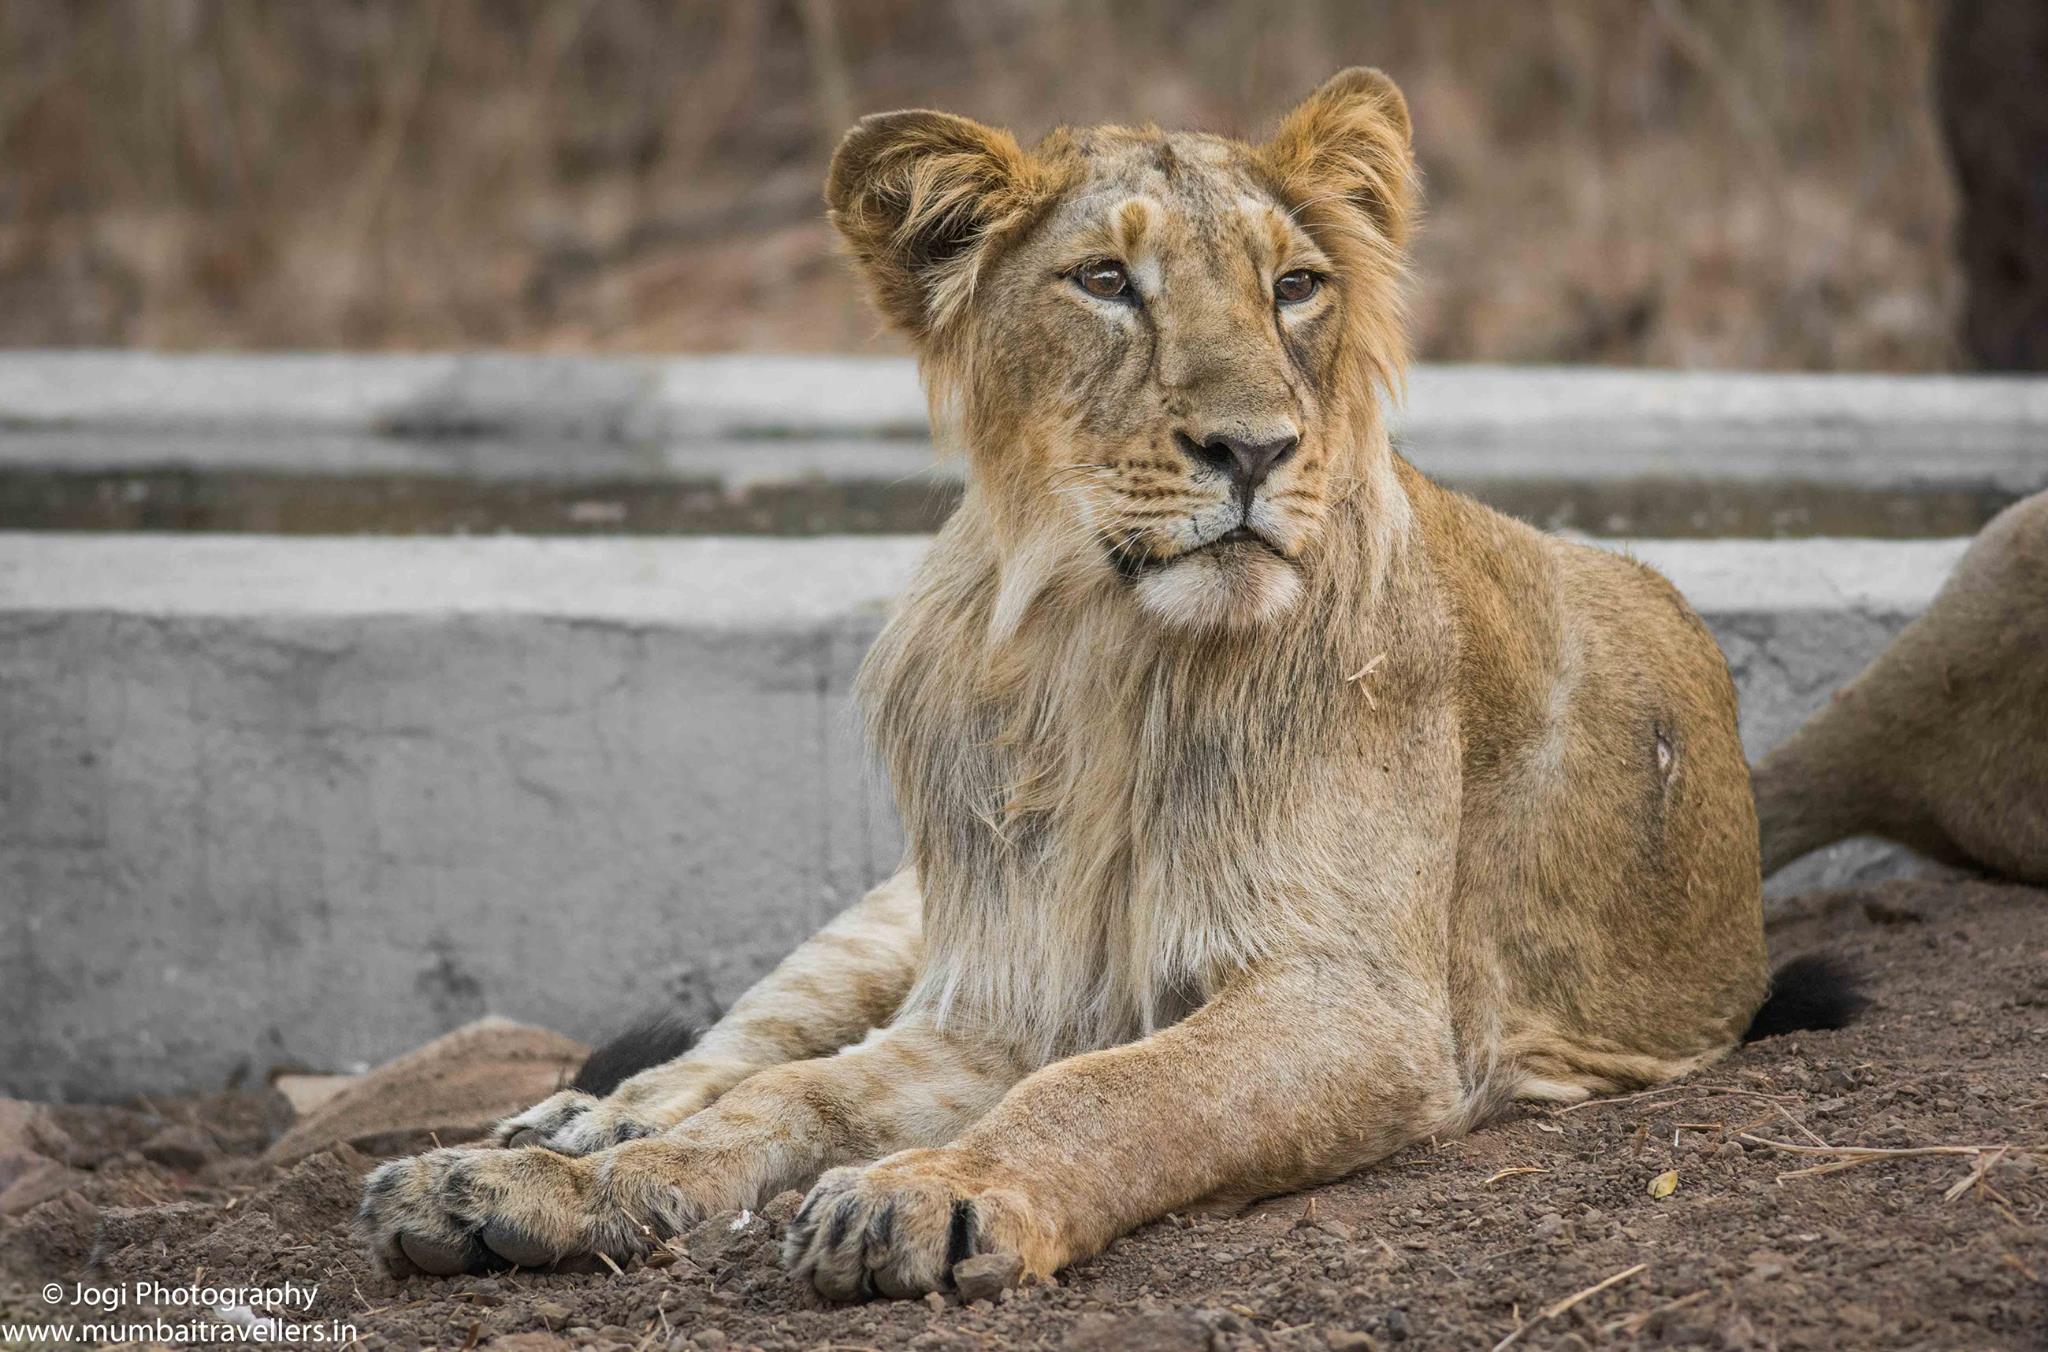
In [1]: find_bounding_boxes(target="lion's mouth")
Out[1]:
[1207,526,1271,552]
[1110,525,1284,580]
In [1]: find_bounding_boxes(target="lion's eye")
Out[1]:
[1275,269,1320,305]
[1075,261,1134,301]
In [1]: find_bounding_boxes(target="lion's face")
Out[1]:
[829,70,1415,631]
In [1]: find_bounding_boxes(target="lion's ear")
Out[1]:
[1262,67,1415,249]
[826,109,1042,337]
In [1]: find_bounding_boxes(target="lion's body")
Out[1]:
[866,456,1763,1094]
[357,70,1777,1297]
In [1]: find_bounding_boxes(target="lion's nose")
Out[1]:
[1174,429,1300,505]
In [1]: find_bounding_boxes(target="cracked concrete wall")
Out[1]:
[0,535,1968,1100]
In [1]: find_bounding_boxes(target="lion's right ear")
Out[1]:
[826,109,1044,338]
[1262,68,1416,251]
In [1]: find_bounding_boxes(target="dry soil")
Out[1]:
[2,875,2043,1351]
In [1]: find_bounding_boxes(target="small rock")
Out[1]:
[1531,1212,1566,1240]
[1330,1333,1380,1352]
[684,1211,756,1268]
[924,1291,947,1313]
[263,1017,588,1166]
[92,1200,221,1257]
[1745,1248,1789,1281]
[139,1124,215,1170]
[760,1189,805,1224]
[693,1331,728,1350]
[272,1073,362,1117]
[0,1154,84,1216]
[1317,1219,1356,1241]
[952,1251,1024,1302]
[533,1299,573,1324]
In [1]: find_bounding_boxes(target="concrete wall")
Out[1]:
[5,355,2047,475]
[0,532,1964,1101]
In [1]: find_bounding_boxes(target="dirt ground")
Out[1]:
[3,874,2043,1351]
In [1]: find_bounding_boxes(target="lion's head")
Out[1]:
[827,69,1416,632]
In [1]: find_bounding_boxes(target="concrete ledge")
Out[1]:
[0,533,1965,1099]
[4,353,2046,482]
[7,357,2043,542]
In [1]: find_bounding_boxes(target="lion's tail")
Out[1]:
[1742,954,1867,1043]
[570,1013,700,1096]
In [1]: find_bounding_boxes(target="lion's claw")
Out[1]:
[783,1150,1049,1302]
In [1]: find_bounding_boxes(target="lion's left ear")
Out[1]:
[826,109,1050,339]
[1261,67,1416,248]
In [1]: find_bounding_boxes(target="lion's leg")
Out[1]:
[357,1014,1027,1277]
[1754,489,2048,884]
[494,869,923,1155]
[783,959,1471,1299]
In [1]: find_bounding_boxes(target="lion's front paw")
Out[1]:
[355,1140,703,1277]
[493,1089,606,1155]
[781,1148,1063,1302]
[491,1090,661,1155]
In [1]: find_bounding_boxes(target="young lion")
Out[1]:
[358,69,1825,1298]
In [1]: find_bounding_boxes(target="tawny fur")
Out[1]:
[357,69,1769,1299]
[1754,489,2048,885]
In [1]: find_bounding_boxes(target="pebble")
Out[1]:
[760,1190,805,1223]
[138,1125,214,1171]
[952,1251,1024,1302]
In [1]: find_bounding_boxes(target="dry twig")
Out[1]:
[1942,1147,2009,1202]
[1492,1262,1648,1351]
[1552,1084,1793,1117]
[1736,1133,2042,1184]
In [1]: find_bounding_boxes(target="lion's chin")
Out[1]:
[1131,544,1303,631]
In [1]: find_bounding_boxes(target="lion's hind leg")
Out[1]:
[1500,1026,1731,1108]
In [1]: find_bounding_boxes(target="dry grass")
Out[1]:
[0,0,1958,368]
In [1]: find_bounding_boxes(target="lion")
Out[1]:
[356,69,1853,1298]
[1754,488,2048,887]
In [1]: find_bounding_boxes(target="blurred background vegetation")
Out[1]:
[0,0,1984,368]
